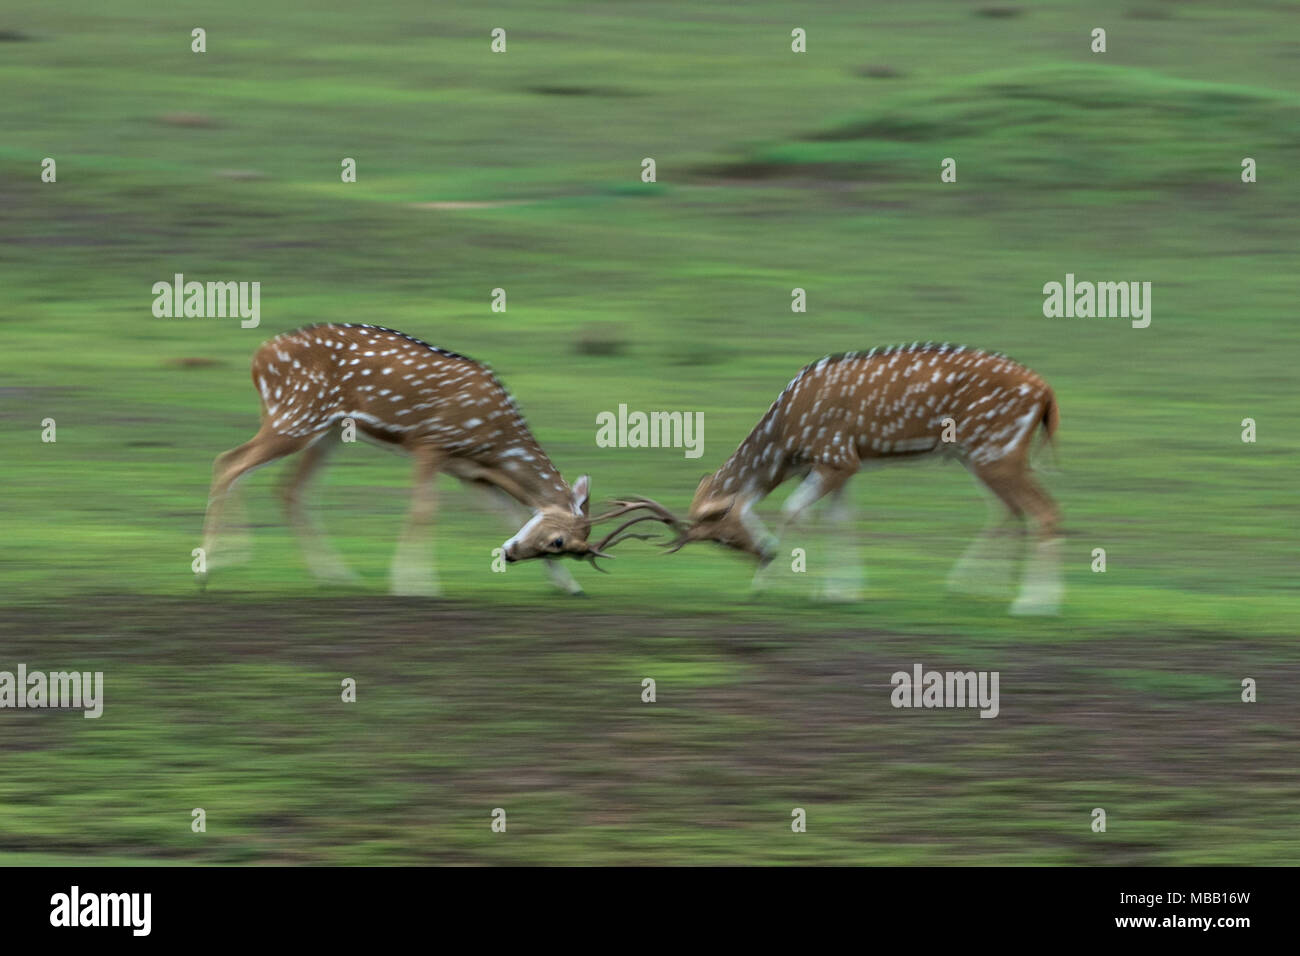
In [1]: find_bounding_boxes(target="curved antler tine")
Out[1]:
[593,510,692,552]
[609,530,661,545]
[591,513,661,551]
[585,496,692,559]
[618,497,687,528]
[598,530,662,552]
[626,497,692,551]
[589,499,654,524]
[584,551,614,573]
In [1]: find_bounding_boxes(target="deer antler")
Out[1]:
[583,497,691,570]
[615,497,695,553]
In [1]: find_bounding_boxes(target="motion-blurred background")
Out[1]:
[1,1,1297,864]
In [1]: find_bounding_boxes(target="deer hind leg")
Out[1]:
[390,444,445,597]
[1006,472,1063,616]
[946,464,1026,598]
[278,429,359,585]
[965,456,1062,614]
[815,483,864,603]
[201,427,311,578]
[474,486,584,596]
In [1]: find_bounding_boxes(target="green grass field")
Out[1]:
[1,0,1297,864]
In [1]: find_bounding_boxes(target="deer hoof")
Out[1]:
[1009,597,1060,616]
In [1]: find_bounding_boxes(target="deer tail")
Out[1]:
[1036,390,1061,472]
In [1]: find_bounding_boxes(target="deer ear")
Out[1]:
[695,496,731,521]
[571,475,591,515]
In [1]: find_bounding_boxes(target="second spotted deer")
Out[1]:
[627,344,1065,615]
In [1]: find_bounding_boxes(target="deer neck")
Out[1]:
[468,431,573,512]
[706,434,785,506]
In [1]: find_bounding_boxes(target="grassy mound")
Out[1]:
[720,64,1300,189]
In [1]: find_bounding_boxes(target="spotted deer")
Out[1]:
[628,344,1064,614]
[200,323,672,595]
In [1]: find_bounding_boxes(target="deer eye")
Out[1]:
[550,537,565,550]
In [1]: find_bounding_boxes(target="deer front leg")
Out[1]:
[815,484,864,602]
[279,431,359,585]
[542,557,585,597]
[390,446,444,597]
[740,500,781,594]
[753,465,851,594]
[201,428,307,580]
[204,473,254,572]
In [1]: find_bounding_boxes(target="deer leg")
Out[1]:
[815,483,864,602]
[278,430,359,585]
[390,445,445,597]
[753,465,851,593]
[779,465,853,532]
[541,557,585,596]
[476,486,584,596]
[201,427,309,578]
[745,498,782,594]
[1008,473,1063,616]
[947,465,1025,598]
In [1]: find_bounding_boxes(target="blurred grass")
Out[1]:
[0,0,1297,864]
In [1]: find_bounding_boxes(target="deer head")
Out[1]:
[500,475,597,563]
[500,477,686,569]
[678,476,777,562]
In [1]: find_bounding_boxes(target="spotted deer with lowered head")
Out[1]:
[200,323,674,595]
[626,344,1064,614]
